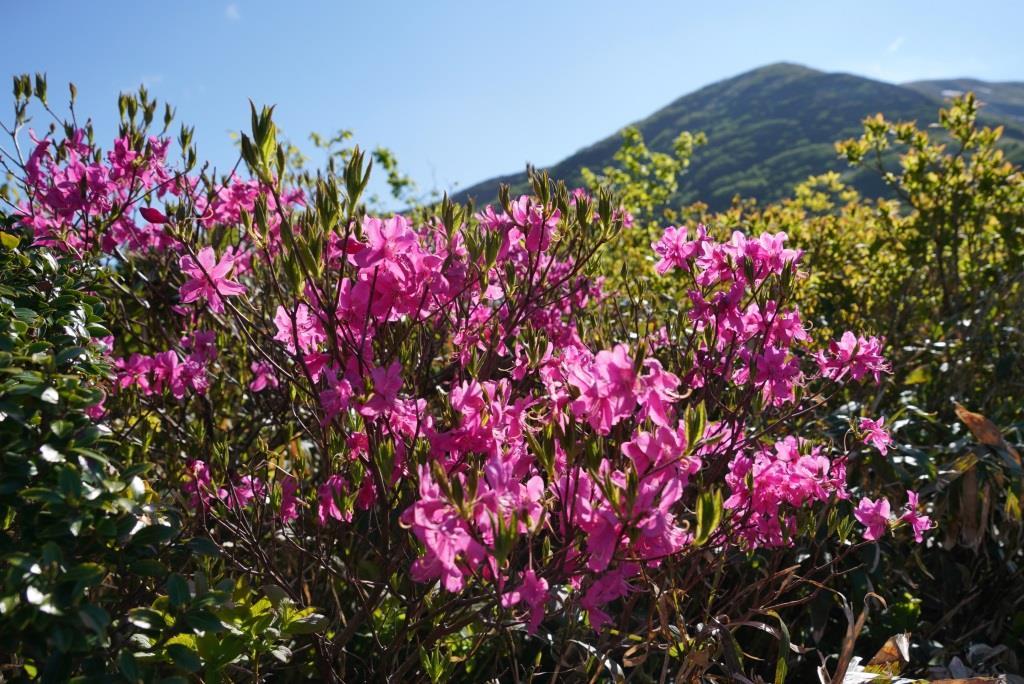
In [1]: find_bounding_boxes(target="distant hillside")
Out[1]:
[904,78,1024,124]
[454,63,1024,211]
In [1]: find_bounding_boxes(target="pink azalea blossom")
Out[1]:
[635,358,680,427]
[817,332,890,383]
[359,361,402,417]
[279,475,299,524]
[568,344,636,435]
[854,497,892,541]
[273,304,325,355]
[179,246,247,314]
[183,460,227,509]
[652,225,706,274]
[226,475,266,509]
[317,474,350,525]
[900,490,932,542]
[859,416,893,455]
[501,569,549,634]
[320,373,353,425]
[139,206,168,224]
[249,361,279,392]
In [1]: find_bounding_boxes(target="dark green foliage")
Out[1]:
[0,216,309,682]
[0,216,169,680]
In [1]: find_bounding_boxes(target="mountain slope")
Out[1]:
[454,63,1024,210]
[904,78,1024,124]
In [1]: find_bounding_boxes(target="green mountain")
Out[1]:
[903,78,1024,124]
[453,63,1024,210]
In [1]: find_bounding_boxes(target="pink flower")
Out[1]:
[351,215,418,269]
[273,304,324,355]
[320,373,353,425]
[511,196,559,253]
[85,392,107,421]
[226,475,266,508]
[179,246,247,314]
[854,497,891,541]
[501,568,549,634]
[183,460,227,509]
[568,344,637,435]
[185,330,218,363]
[580,565,636,632]
[359,361,402,417]
[817,332,890,384]
[859,416,892,455]
[724,436,845,547]
[652,225,706,274]
[900,490,932,543]
[402,465,486,592]
[635,358,680,427]
[750,345,802,406]
[249,361,279,392]
[115,353,153,393]
[151,350,185,398]
[317,474,350,525]
[279,475,299,524]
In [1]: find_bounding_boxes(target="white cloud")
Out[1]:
[887,36,905,53]
[225,3,240,21]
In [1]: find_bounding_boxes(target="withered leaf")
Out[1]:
[954,402,1021,464]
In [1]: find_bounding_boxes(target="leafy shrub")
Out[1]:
[0,82,309,682]
[0,75,935,682]
[598,94,1024,672]
[0,213,172,680]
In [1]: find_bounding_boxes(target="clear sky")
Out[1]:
[3,1,1022,201]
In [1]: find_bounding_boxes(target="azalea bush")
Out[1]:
[0,76,939,681]
[590,95,1024,673]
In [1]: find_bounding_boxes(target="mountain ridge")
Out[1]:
[452,63,1024,210]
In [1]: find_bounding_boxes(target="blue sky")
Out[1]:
[3,1,1022,201]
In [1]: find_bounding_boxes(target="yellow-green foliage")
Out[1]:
[582,126,706,295]
[597,95,1024,421]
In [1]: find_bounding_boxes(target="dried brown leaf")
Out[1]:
[954,402,1021,463]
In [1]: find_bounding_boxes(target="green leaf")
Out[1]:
[78,604,111,635]
[64,562,105,584]
[693,488,723,546]
[767,610,790,684]
[13,307,37,324]
[166,643,201,673]
[132,524,177,546]
[0,231,20,249]
[284,610,328,635]
[38,445,65,463]
[130,559,168,577]
[118,651,141,682]
[270,644,292,663]
[685,402,706,453]
[55,346,87,366]
[167,574,190,608]
[186,536,220,557]
[128,607,167,630]
[184,608,224,633]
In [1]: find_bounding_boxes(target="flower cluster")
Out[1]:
[854,490,933,543]
[17,118,927,644]
[113,332,216,400]
[19,129,175,253]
